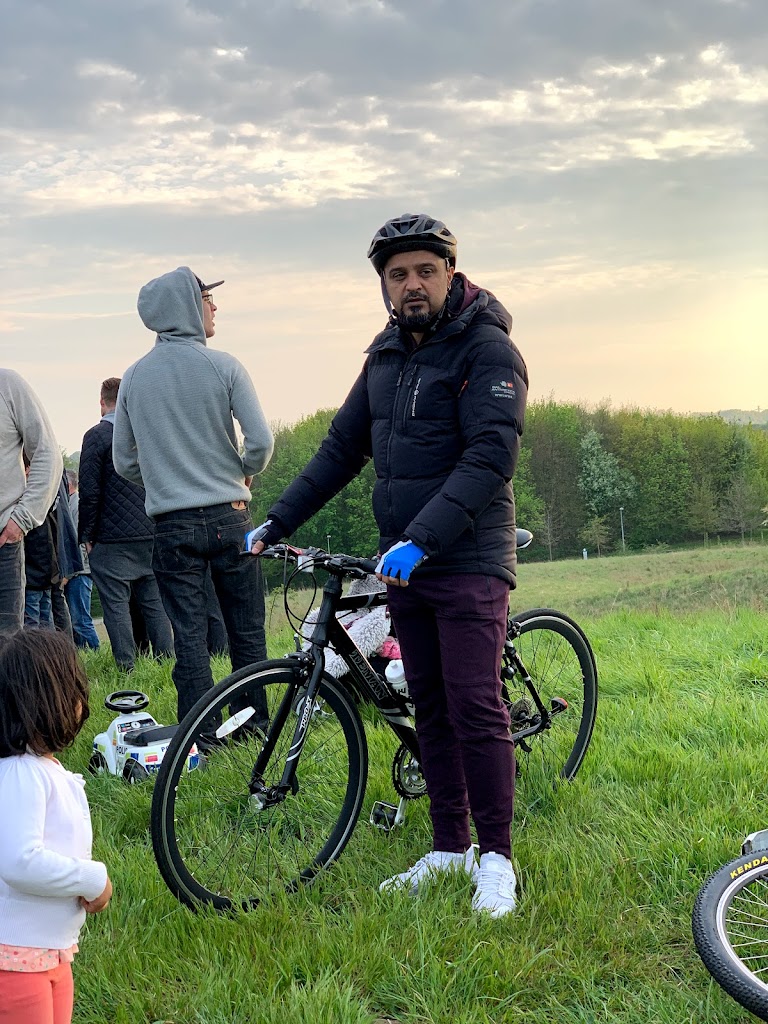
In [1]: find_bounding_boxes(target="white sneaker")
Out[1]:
[472,852,517,917]
[379,846,478,895]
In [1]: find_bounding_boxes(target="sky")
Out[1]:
[1,0,766,454]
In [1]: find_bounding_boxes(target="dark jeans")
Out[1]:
[0,540,25,636]
[50,583,73,640]
[205,567,229,656]
[152,503,267,726]
[65,575,100,649]
[89,540,174,671]
[388,574,514,859]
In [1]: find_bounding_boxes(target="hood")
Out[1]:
[137,266,206,345]
[450,274,513,335]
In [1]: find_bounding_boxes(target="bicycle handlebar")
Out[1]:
[258,544,379,579]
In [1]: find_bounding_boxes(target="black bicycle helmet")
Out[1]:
[367,213,457,275]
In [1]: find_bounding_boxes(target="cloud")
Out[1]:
[2,33,766,227]
[0,0,765,448]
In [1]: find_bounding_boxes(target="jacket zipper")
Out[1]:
[385,358,411,532]
[402,365,420,429]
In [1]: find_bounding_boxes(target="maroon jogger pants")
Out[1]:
[387,573,515,859]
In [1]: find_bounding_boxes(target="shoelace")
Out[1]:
[475,865,514,895]
[409,853,446,875]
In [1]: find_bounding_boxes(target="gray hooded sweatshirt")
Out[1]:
[113,266,274,517]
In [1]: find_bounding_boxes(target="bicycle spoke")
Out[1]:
[152,665,367,909]
[505,611,596,817]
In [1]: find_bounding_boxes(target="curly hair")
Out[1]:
[0,629,90,757]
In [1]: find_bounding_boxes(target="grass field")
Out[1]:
[64,542,768,1023]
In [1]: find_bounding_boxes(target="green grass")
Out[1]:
[62,543,768,1023]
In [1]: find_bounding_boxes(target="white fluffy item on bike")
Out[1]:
[301,575,391,680]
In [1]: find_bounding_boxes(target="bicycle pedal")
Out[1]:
[742,829,768,855]
[370,801,402,832]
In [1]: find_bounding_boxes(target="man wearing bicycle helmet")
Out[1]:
[248,214,527,917]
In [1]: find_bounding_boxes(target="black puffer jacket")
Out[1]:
[78,419,154,544]
[270,275,528,585]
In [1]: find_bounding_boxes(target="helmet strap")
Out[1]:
[380,275,394,315]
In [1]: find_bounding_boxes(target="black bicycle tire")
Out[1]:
[507,608,598,785]
[151,660,368,910]
[513,607,598,681]
[693,852,768,1021]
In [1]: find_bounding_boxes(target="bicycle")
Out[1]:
[693,829,768,1021]
[151,533,598,910]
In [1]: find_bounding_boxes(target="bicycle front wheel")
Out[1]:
[505,609,597,811]
[151,661,368,910]
[693,852,768,1021]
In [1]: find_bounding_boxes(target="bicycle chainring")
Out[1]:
[392,744,427,800]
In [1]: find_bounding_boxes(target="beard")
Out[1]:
[399,308,433,329]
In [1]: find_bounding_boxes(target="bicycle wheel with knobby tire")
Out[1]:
[504,608,597,812]
[693,851,768,1021]
[151,660,368,910]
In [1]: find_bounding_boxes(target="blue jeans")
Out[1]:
[65,575,100,649]
[152,503,267,726]
[24,588,54,628]
[0,539,25,635]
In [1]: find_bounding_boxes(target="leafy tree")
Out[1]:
[526,399,585,557]
[689,479,720,542]
[512,447,544,536]
[720,471,768,541]
[538,502,565,562]
[578,429,635,522]
[580,516,610,557]
[612,411,692,546]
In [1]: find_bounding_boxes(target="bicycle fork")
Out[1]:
[247,651,325,810]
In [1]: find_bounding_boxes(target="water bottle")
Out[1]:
[385,659,409,699]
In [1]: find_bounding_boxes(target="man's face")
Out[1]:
[382,250,454,329]
[202,291,217,338]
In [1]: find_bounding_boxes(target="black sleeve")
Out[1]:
[77,427,105,544]
[269,368,373,537]
[405,337,528,556]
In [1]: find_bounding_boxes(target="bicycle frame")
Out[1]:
[252,562,570,808]
[503,622,569,746]
[249,567,420,808]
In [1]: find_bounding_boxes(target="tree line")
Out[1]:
[249,401,768,563]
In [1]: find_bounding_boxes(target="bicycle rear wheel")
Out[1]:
[504,609,597,811]
[151,660,367,910]
[693,852,768,1021]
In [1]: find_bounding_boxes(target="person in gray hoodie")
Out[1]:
[113,267,274,734]
[0,369,62,635]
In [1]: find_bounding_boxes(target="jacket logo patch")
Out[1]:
[491,380,516,399]
[411,376,422,417]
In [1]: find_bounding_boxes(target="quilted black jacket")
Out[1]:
[78,419,154,544]
[269,275,528,585]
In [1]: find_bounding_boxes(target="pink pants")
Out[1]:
[0,964,74,1024]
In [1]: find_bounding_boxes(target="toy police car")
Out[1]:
[88,690,199,783]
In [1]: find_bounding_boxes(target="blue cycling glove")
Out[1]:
[375,540,427,583]
[245,519,283,552]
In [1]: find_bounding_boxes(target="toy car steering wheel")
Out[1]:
[104,690,150,713]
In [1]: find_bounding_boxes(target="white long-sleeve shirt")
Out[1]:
[0,753,108,949]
